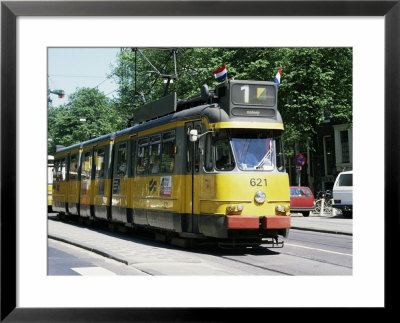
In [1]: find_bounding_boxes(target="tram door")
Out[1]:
[111,140,129,223]
[185,121,202,233]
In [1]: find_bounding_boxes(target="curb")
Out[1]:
[290,226,352,236]
[48,234,130,265]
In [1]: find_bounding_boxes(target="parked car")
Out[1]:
[289,186,315,217]
[332,170,353,218]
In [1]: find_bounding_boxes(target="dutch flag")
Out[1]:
[213,64,228,82]
[274,67,282,87]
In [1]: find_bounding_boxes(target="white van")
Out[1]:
[332,171,353,218]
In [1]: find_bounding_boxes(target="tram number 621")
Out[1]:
[250,178,267,187]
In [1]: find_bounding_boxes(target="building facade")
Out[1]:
[287,122,353,195]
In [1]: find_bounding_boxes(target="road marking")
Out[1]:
[71,267,117,276]
[285,243,352,256]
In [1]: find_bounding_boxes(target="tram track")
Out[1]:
[212,245,352,275]
[287,230,352,250]
[276,249,353,270]
[198,231,352,275]
[219,254,295,275]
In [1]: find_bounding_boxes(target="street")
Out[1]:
[48,214,352,276]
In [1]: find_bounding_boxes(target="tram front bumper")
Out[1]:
[262,216,291,229]
[226,215,291,229]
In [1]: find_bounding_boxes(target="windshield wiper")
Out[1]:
[256,149,271,169]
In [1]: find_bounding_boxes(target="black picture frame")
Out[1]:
[1,0,397,321]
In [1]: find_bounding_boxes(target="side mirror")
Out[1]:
[188,127,215,142]
[189,129,198,142]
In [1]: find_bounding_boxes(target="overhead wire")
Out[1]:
[94,77,111,88]
[48,74,106,78]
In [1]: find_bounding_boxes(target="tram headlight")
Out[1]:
[254,191,266,204]
[227,204,236,212]
[276,204,290,214]
[226,204,244,215]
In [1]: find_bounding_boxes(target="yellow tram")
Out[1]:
[53,80,291,246]
[47,155,54,212]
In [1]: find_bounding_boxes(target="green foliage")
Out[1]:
[111,48,285,113]
[110,47,351,153]
[277,48,352,151]
[49,48,352,157]
[48,88,123,155]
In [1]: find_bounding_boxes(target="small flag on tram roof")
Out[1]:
[213,64,228,82]
[274,67,282,87]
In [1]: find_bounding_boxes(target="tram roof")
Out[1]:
[55,133,116,155]
[55,142,82,155]
[115,102,283,138]
[55,103,283,153]
[114,103,217,138]
[55,90,283,154]
[81,132,116,148]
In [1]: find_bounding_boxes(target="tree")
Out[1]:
[48,87,123,155]
[111,48,283,117]
[277,48,352,154]
[110,47,352,154]
[111,48,186,122]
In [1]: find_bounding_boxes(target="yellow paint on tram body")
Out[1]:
[211,121,284,130]
[196,173,290,216]
[109,173,290,217]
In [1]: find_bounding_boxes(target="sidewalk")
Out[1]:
[48,218,221,275]
[290,211,352,235]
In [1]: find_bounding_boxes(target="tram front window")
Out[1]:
[230,129,283,171]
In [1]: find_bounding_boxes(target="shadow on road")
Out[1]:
[48,213,284,257]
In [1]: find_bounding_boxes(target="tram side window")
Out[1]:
[61,158,67,180]
[69,154,79,180]
[137,138,149,175]
[215,130,235,171]
[81,152,92,181]
[204,133,213,171]
[116,143,127,177]
[130,138,136,176]
[95,148,106,179]
[54,159,66,182]
[161,131,175,173]
[275,135,285,172]
[186,125,201,173]
[194,125,201,173]
[53,160,59,181]
[149,135,161,174]
[48,160,54,185]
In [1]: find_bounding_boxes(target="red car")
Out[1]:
[290,186,315,217]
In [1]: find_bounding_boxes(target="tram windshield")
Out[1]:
[206,129,285,172]
[230,129,285,171]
